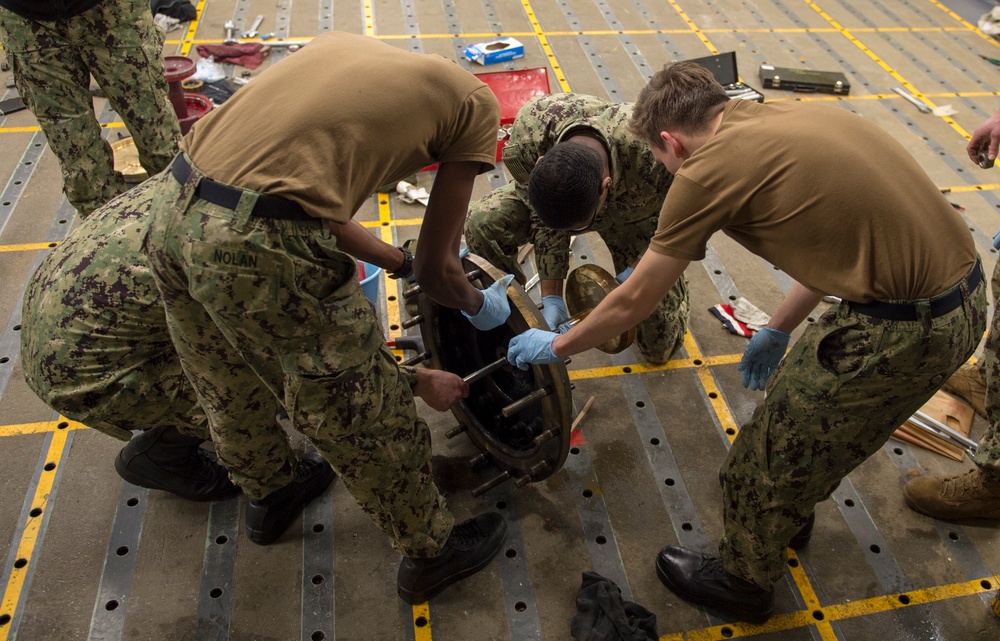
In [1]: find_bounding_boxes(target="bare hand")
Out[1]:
[967,109,1000,165]
[413,369,469,411]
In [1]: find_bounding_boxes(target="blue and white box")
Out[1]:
[463,38,525,66]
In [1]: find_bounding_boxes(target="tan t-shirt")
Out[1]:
[649,100,975,302]
[182,32,500,223]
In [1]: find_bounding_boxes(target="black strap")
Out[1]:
[170,155,314,221]
[848,258,983,321]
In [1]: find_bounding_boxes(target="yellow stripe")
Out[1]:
[943,183,1000,192]
[363,0,375,37]
[518,0,571,93]
[159,25,979,47]
[0,420,87,438]
[0,243,58,253]
[658,576,996,640]
[359,217,423,229]
[411,602,433,641]
[177,1,208,57]
[376,193,403,340]
[567,353,741,381]
[666,0,718,55]
[800,2,914,91]
[800,1,974,140]
[0,122,125,134]
[0,429,69,641]
[682,330,741,443]
[925,0,1000,49]
[784,550,839,640]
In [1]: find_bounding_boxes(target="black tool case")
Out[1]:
[758,64,851,94]
[686,52,764,103]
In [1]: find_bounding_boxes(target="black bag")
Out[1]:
[759,64,851,95]
[150,0,197,21]
[686,52,764,103]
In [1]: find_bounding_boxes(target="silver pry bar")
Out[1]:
[906,411,978,457]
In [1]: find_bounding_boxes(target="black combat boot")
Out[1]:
[244,451,335,545]
[656,545,774,624]
[114,425,240,501]
[397,512,507,604]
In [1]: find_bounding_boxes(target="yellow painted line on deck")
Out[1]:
[0,122,125,134]
[568,353,741,381]
[411,601,433,640]
[666,0,719,55]
[804,1,917,94]
[802,0,973,141]
[0,429,69,641]
[363,0,375,36]
[683,331,741,444]
[518,0,571,93]
[660,575,996,640]
[359,217,423,229]
[0,242,58,253]
[784,550,839,640]
[944,183,1000,192]
[0,420,87,438]
[177,1,208,57]
[926,0,1000,49]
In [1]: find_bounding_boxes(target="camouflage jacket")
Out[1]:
[501,93,673,273]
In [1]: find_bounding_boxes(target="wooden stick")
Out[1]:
[570,395,596,432]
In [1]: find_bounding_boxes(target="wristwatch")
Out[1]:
[388,245,414,280]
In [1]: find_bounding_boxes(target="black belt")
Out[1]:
[848,258,983,321]
[169,154,314,221]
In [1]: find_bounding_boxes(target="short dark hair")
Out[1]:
[628,61,729,148]
[527,141,604,230]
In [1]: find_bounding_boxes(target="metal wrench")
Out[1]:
[891,87,931,114]
[243,15,264,38]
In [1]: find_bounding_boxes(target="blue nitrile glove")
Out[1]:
[993,227,1000,251]
[737,327,791,391]
[507,328,561,370]
[463,274,515,331]
[541,295,570,331]
[616,267,634,284]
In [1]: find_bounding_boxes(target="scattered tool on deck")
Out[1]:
[892,87,931,114]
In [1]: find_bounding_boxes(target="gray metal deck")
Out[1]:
[1,1,999,639]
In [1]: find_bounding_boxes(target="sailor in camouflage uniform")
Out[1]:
[902,108,1000,521]
[141,33,510,602]
[0,0,181,215]
[465,93,690,363]
[508,63,988,623]
[20,176,470,504]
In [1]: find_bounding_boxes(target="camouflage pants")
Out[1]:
[721,265,987,588]
[975,258,1000,484]
[142,157,453,557]
[465,181,690,362]
[0,0,181,216]
[20,176,208,442]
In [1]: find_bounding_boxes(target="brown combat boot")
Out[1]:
[941,363,987,419]
[903,468,1000,520]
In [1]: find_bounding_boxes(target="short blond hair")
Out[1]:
[628,62,729,148]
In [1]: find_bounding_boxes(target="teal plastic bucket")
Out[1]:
[358,261,382,305]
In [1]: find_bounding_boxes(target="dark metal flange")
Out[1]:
[564,263,634,354]
[416,254,573,494]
